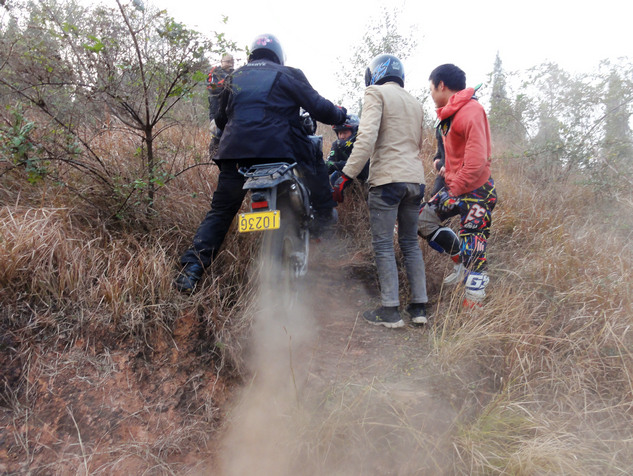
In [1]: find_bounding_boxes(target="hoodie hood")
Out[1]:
[436,87,475,121]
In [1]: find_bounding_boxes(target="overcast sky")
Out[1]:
[149,0,631,103]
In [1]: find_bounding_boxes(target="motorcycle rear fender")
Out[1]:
[242,162,310,215]
[241,162,297,190]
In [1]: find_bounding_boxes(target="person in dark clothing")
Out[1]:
[207,53,234,146]
[326,114,368,184]
[208,53,235,121]
[174,33,347,293]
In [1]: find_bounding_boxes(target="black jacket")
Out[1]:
[215,59,345,162]
[327,137,369,181]
[207,65,232,121]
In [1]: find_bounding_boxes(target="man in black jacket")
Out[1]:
[207,53,234,122]
[207,53,234,146]
[175,33,347,293]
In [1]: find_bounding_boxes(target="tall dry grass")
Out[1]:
[426,155,633,474]
[2,118,633,474]
[213,132,633,475]
[0,121,261,473]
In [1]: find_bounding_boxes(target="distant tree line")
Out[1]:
[2,0,631,217]
[336,8,632,195]
[488,53,632,192]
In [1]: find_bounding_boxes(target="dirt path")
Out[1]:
[206,238,461,476]
[0,235,468,475]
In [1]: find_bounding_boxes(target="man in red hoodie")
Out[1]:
[418,64,497,306]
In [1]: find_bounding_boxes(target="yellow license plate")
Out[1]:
[238,210,280,232]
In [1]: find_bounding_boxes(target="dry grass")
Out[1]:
[425,154,633,474]
[0,121,259,473]
[2,120,633,474]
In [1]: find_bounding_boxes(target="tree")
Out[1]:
[0,0,236,216]
[600,68,633,190]
[488,52,527,153]
[517,62,606,180]
[335,6,418,115]
[529,102,565,177]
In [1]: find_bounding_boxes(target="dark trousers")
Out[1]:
[180,161,248,268]
[297,152,337,214]
[180,158,335,268]
[430,175,445,197]
[368,183,428,307]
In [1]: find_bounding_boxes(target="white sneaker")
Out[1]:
[443,262,465,285]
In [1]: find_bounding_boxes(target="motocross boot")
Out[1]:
[463,271,489,307]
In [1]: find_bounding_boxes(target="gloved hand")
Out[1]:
[332,173,352,203]
[326,159,342,174]
[326,161,338,175]
[336,106,348,122]
[436,189,458,214]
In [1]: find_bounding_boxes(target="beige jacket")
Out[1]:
[342,82,425,187]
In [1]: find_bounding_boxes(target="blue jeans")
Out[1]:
[368,183,428,307]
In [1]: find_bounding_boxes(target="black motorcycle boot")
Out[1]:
[311,208,338,238]
[174,263,204,293]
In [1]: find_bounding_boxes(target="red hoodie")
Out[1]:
[436,87,491,196]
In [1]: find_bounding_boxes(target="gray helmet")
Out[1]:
[249,33,285,65]
[364,54,405,87]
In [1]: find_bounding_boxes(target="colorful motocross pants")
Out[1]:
[418,177,497,272]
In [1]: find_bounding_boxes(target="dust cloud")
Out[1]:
[208,251,457,476]
[215,271,319,475]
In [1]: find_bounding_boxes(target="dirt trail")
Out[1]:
[0,235,468,475]
[208,238,461,476]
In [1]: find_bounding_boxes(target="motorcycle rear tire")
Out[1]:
[260,202,305,308]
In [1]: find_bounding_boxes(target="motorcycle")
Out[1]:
[237,161,312,299]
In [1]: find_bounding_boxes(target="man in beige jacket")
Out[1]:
[333,54,428,328]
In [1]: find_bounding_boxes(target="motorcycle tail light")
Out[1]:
[252,201,269,209]
[251,191,269,210]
